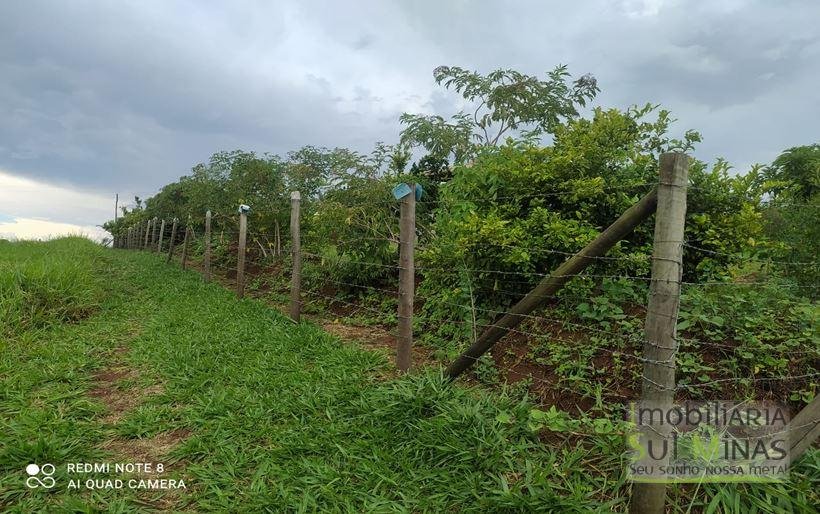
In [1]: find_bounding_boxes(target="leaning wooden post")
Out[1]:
[289,192,302,321]
[181,215,191,269]
[397,183,416,372]
[789,395,820,461]
[166,218,178,264]
[446,186,660,380]
[237,205,249,299]
[629,152,689,514]
[156,219,166,253]
[143,219,152,249]
[203,210,212,282]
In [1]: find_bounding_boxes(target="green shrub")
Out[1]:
[415,109,764,348]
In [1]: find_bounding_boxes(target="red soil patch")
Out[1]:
[89,347,188,461]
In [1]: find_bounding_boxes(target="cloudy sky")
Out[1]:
[1,0,818,240]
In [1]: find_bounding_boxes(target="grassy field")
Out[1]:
[0,237,817,512]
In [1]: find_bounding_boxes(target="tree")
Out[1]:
[758,144,820,290]
[286,146,366,197]
[400,65,600,164]
[758,143,820,201]
[410,154,451,183]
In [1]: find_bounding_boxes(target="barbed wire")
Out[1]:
[116,241,819,400]
[338,181,659,207]
[292,271,820,364]
[301,251,658,283]
[444,336,816,395]
[284,272,820,360]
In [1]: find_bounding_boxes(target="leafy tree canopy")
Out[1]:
[400,65,600,164]
[758,143,820,201]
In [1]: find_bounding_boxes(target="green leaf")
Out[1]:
[495,412,513,424]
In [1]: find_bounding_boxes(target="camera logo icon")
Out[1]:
[25,463,55,489]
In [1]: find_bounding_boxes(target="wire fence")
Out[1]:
[109,167,819,490]
[111,193,819,404]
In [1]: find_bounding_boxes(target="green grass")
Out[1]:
[1,238,817,512]
[0,238,105,337]
[0,239,626,512]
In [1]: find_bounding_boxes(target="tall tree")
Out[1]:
[759,143,820,201]
[400,65,600,164]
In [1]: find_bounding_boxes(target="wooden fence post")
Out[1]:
[151,217,159,250]
[789,395,820,461]
[143,219,152,249]
[166,218,178,264]
[157,219,166,253]
[289,192,302,321]
[397,183,416,372]
[275,221,282,257]
[237,206,248,298]
[181,215,191,269]
[629,153,689,514]
[204,210,212,282]
[129,227,134,249]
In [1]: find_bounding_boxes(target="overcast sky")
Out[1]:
[1,0,818,240]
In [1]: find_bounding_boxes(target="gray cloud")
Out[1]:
[0,0,818,210]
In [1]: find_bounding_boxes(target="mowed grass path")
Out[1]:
[0,239,626,512]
